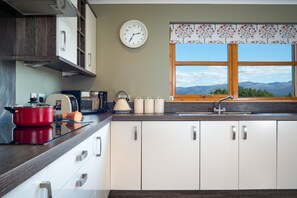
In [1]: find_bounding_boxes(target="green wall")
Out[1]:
[16,61,62,103]
[59,4,297,101]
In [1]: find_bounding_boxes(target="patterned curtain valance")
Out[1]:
[170,24,297,44]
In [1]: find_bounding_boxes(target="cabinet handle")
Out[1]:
[76,173,88,187]
[96,136,102,157]
[88,53,92,67]
[193,125,197,140]
[76,150,88,161]
[60,30,66,51]
[40,181,52,198]
[231,125,236,140]
[134,126,137,141]
[243,125,248,140]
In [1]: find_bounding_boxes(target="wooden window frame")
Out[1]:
[170,43,297,102]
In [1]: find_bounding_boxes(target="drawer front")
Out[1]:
[54,156,96,198]
[47,137,93,196]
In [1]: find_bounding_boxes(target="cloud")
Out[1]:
[176,66,227,87]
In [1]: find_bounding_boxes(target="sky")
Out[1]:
[176,44,293,87]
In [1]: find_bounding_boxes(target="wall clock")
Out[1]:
[119,20,148,48]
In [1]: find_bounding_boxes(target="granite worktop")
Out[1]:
[2,111,297,196]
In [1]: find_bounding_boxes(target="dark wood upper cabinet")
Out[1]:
[3,0,96,77]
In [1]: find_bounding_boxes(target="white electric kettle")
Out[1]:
[113,91,131,113]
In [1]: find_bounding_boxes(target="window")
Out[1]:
[170,43,297,101]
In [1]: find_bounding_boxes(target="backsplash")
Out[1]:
[0,60,15,125]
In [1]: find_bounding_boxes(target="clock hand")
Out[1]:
[129,33,135,42]
[129,32,141,42]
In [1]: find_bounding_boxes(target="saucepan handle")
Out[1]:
[4,107,16,113]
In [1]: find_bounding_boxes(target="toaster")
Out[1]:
[45,94,79,115]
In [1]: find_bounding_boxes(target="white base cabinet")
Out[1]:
[142,121,199,190]
[277,121,297,189]
[200,121,238,190]
[200,121,276,190]
[111,121,141,190]
[239,121,276,189]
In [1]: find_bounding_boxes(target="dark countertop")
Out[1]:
[2,111,297,196]
[112,112,297,121]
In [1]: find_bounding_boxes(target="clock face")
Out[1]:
[120,20,148,48]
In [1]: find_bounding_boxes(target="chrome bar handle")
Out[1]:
[40,181,52,198]
[60,30,66,51]
[76,150,88,161]
[231,125,236,140]
[76,174,88,187]
[243,125,248,140]
[96,137,102,157]
[134,126,137,141]
[88,53,92,67]
[193,125,197,140]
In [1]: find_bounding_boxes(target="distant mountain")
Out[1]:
[176,81,292,96]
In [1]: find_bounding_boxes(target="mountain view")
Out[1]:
[176,81,293,97]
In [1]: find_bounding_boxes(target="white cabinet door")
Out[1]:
[3,167,49,198]
[85,4,96,74]
[111,121,141,190]
[56,16,77,64]
[200,121,239,190]
[90,123,110,198]
[277,121,297,189]
[239,121,276,189]
[142,121,199,190]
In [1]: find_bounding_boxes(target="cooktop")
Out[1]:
[0,122,89,145]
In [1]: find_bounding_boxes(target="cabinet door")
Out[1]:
[3,167,48,198]
[111,121,141,190]
[239,121,276,189]
[277,121,297,189]
[200,121,238,190]
[90,123,110,198]
[85,4,96,74]
[142,121,199,190]
[56,16,77,64]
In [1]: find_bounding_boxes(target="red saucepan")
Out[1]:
[5,103,54,126]
[13,125,54,144]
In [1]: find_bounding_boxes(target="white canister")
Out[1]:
[144,97,154,114]
[154,97,165,113]
[134,97,144,114]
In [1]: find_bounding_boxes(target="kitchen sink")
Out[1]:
[176,111,252,116]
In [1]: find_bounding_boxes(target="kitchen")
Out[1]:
[1,0,297,197]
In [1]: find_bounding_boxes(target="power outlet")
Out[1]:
[37,94,46,103]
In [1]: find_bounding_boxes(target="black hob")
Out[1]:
[0,122,89,145]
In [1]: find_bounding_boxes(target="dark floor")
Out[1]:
[108,190,297,198]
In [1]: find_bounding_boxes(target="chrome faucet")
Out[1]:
[213,95,234,114]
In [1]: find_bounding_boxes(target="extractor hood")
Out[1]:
[2,0,78,16]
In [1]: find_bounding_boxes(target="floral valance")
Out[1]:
[170,24,297,44]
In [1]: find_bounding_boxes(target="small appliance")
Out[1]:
[113,90,131,113]
[45,94,78,115]
[61,90,108,114]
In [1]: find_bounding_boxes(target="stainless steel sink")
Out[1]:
[176,111,252,116]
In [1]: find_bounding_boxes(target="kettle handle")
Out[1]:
[4,107,16,113]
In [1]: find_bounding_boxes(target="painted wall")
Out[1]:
[61,4,297,101]
[16,61,62,103]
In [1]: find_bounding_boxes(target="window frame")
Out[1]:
[170,43,297,102]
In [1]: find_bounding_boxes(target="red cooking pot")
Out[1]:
[13,125,54,144]
[5,103,54,126]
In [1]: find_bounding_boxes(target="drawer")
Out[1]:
[54,156,96,198]
[47,136,93,196]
